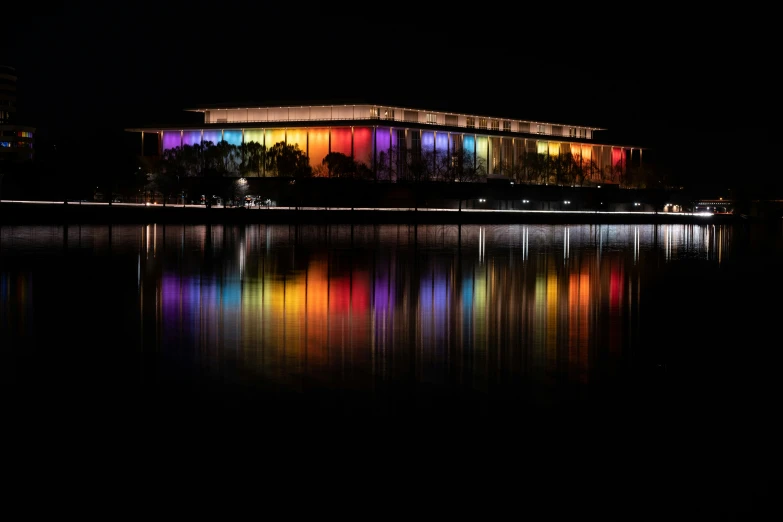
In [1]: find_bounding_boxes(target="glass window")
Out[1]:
[503,121,511,132]
[491,120,499,131]
[479,118,488,129]
[537,124,545,134]
[383,109,395,120]
[466,117,475,129]
[426,113,437,124]
[370,107,380,118]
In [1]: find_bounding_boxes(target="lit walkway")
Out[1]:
[0,199,715,217]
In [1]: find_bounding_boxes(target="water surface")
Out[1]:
[4,222,778,419]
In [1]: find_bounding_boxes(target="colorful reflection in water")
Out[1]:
[0,223,742,404]
[131,223,731,393]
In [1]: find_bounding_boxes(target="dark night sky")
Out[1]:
[2,4,776,193]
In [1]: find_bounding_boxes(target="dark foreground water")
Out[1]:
[2,222,778,514]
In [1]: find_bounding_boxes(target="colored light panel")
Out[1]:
[265,129,286,149]
[435,132,449,155]
[330,127,352,156]
[572,143,592,162]
[612,147,624,171]
[422,131,435,152]
[582,144,592,162]
[537,141,548,155]
[549,142,560,156]
[202,130,221,146]
[223,130,242,147]
[353,127,372,166]
[476,136,488,168]
[308,128,330,167]
[287,129,307,153]
[183,131,201,147]
[162,131,181,151]
[375,127,391,164]
[244,129,264,146]
[464,135,475,156]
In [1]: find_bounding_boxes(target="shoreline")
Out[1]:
[0,201,743,225]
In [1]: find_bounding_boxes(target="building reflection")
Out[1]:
[0,271,34,341]
[1,223,739,401]
[140,224,671,393]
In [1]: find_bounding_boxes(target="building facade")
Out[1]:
[0,65,35,162]
[127,103,642,182]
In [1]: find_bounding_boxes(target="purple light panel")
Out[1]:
[183,131,201,147]
[435,132,449,155]
[422,131,435,152]
[202,130,221,145]
[162,131,181,151]
[375,127,391,163]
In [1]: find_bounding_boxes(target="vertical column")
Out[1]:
[625,148,628,175]
[180,130,183,148]
[474,133,477,169]
[404,128,409,181]
[372,126,377,176]
[351,126,354,159]
[545,141,548,181]
[499,137,503,175]
[390,127,393,182]
[306,128,309,157]
[221,129,224,142]
[141,131,144,156]
[511,138,515,174]
[158,132,162,156]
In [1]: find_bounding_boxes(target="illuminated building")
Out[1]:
[0,65,35,162]
[126,103,641,181]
